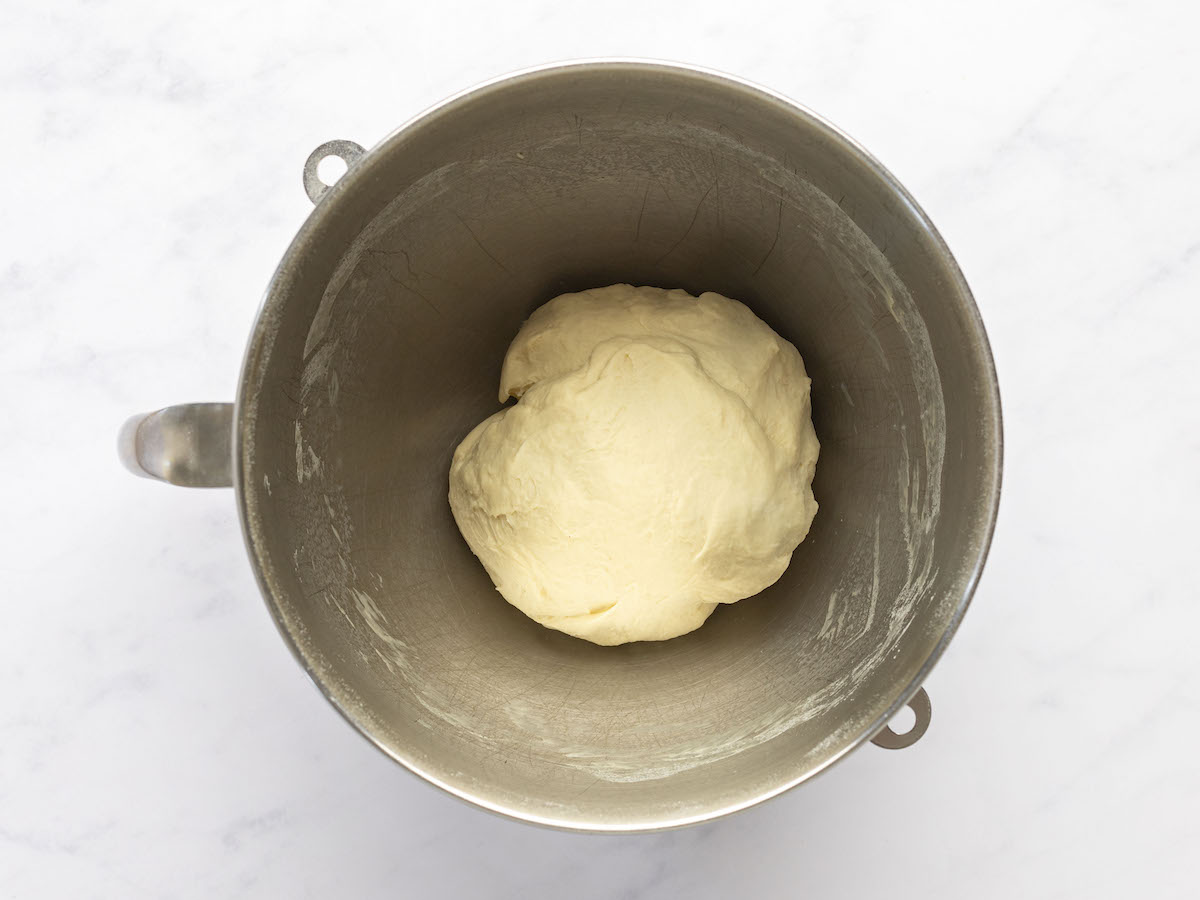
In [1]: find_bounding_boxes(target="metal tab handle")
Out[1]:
[303,139,366,204]
[118,403,234,488]
[870,687,932,749]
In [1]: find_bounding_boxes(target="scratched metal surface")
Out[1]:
[236,62,1000,830]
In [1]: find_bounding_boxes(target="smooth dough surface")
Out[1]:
[448,284,819,645]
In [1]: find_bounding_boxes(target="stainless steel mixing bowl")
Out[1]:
[120,60,1002,831]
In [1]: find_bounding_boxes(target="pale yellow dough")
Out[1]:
[448,284,819,645]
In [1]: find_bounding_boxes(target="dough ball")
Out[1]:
[448,284,819,645]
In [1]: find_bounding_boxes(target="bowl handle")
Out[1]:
[118,403,234,488]
[302,139,365,204]
[870,687,932,749]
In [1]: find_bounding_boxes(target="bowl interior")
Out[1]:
[239,63,999,830]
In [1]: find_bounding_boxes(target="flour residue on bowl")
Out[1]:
[265,122,948,790]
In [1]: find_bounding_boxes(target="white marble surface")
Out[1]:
[3,1,1198,896]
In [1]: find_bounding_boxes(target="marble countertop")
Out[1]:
[3,1,1196,896]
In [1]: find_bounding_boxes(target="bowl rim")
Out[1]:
[234,57,1004,833]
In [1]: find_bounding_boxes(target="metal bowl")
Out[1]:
[122,61,1002,831]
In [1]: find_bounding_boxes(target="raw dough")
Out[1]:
[448,284,819,645]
